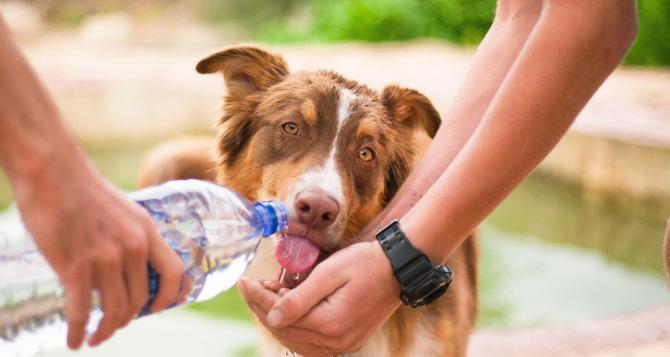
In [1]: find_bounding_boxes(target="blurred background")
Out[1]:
[0,0,669,356]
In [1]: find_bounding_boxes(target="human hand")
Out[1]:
[239,241,401,355]
[238,278,333,357]
[12,163,185,349]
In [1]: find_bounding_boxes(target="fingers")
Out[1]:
[246,300,333,356]
[63,264,92,350]
[240,278,353,354]
[245,300,269,325]
[261,279,282,293]
[175,275,193,305]
[146,227,184,313]
[88,250,128,347]
[239,277,278,311]
[281,326,339,351]
[121,236,149,325]
[267,265,346,328]
[240,278,322,331]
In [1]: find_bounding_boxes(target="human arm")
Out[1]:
[0,16,184,348]
[402,0,638,262]
[240,0,638,354]
[358,0,544,240]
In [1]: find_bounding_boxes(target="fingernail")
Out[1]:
[267,309,283,327]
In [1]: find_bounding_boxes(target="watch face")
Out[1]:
[403,268,452,307]
[418,281,448,304]
[421,282,449,306]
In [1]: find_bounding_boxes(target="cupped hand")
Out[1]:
[239,241,401,355]
[238,278,332,357]
[13,166,185,349]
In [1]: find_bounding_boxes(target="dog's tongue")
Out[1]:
[275,234,321,273]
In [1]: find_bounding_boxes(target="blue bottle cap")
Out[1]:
[254,201,288,237]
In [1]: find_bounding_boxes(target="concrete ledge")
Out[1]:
[540,132,670,207]
[469,305,670,357]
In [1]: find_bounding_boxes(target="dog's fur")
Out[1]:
[138,45,478,357]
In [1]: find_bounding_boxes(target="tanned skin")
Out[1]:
[0,16,184,349]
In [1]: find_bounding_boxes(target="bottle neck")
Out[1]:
[253,201,288,237]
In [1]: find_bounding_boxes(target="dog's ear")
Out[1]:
[196,45,289,99]
[380,85,440,205]
[381,84,441,138]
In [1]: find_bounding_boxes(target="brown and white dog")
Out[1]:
[138,45,478,357]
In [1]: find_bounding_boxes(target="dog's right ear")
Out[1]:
[381,85,441,138]
[196,45,289,99]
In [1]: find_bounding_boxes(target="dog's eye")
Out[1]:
[282,122,300,135]
[358,148,374,162]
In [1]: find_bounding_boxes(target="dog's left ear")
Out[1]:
[380,85,441,206]
[196,45,289,100]
[381,85,441,138]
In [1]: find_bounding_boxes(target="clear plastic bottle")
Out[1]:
[0,179,287,357]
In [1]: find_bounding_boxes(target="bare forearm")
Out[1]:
[402,0,638,263]
[0,16,89,184]
[361,2,542,237]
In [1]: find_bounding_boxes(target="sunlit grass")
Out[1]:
[187,287,253,322]
[0,173,11,211]
[233,345,257,357]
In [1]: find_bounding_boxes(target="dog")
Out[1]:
[138,45,478,357]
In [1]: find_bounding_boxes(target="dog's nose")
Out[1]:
[294,190,340,230]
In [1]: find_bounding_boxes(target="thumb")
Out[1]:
[267,263,346,328]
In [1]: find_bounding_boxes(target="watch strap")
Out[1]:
[376,219,453,307]
[377,220,434,288]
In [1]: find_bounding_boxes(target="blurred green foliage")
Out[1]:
[187,287,252,321]
[258,0,669,66]
[21,0,174,26]
[16,0,670,66]
[0,173,11,211]
[624,0,670,66]
[233,345,257,357]
[261,0,496,45]
[194,0,303,31]
[215,0,669,67]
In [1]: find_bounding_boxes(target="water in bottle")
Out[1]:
[0,179,287,357]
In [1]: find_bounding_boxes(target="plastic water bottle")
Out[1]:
[0,179,287,357]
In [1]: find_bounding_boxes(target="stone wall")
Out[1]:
[540,132,670,210]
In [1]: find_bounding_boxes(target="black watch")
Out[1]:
[375,219,452,308]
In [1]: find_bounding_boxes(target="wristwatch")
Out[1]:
[375,219,453,308]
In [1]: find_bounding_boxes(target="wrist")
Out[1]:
[398,216,444,265]
[7,141,99,202]
[374,220,453,307]
[368,240,401,298]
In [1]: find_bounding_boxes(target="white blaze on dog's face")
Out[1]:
[197,46,441,278]
[284,88,354,240]
[296,87,355,205]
